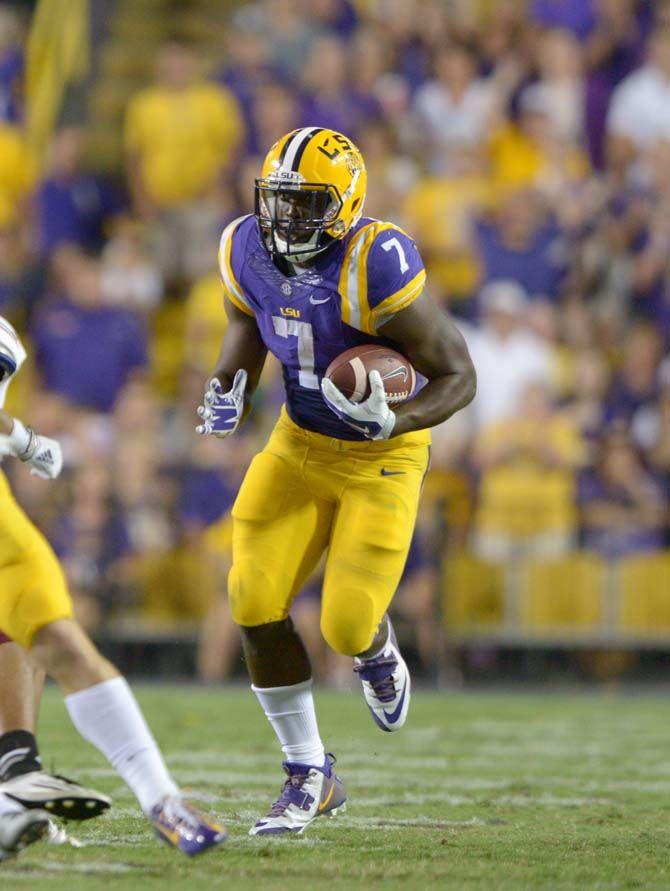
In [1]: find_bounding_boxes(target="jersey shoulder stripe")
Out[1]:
[338,219,396,335]
[218,215,255,317]
[371,268,426,329]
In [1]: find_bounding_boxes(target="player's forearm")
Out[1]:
[211,299,268,420]
[0,410,39,459]
[390,367,476,437]
[0,408,14,435]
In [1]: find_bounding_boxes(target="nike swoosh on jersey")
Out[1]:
[382,677,408,724]
[380,468,405,476]
[309,295,331,305]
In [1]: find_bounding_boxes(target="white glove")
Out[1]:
[196,369,247,438]
[321,369,396,440]
[8,419,63,480]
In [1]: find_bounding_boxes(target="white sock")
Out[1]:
[65,677,178,814]
[252,679,325,766]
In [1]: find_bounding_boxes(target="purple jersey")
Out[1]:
[218,215,426,439]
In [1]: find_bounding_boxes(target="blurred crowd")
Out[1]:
[1,0,670,678]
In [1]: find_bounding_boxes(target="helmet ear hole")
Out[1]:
[351,198,360,212]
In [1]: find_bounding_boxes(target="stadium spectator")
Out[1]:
[0,119,33,228]
[472,380,584,561]
[0,226,25,315]
[579,428,666,559]
[35,127,123,259]
[215,22,277,156]
[403,144,487,306]
[50,461,132,629]
[488,84,589,194]
[248,81,301,161]
[583,0,651,167]
[607,26,670,151]
[32,254,148,413]
[413,43,496,174]
[533,28,585,145]
[474,190,568,303]
[124,41,243,282]
[529,0,596,42]
[100,216,163,315]
[307,0,358,38]
[604,323,663,426]
[0,4,22,123]
[299,35,381,140]
[233,0,319,82]
[465,280,553,430]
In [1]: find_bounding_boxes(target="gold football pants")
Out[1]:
[0,470,72,647]
[229,408,430,655]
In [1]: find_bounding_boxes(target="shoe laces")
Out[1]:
[267,766,315,816]
[354,655,398,703]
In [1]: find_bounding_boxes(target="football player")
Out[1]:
[0,635,112,860]
[0,316,226,856]
[197,127,476,834]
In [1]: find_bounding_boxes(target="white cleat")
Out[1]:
[0,805,50,861]
[250,755,346,836]
[0,771,111,821]
[354,618,411,732]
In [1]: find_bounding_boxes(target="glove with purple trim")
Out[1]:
[321,370,396,441]
[196,369,247,438]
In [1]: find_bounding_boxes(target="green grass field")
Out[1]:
[3,685,670,890]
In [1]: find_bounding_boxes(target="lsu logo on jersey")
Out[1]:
[280,306,301,319]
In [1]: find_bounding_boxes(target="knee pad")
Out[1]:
[228,559,289,627]
[320,591,376,656]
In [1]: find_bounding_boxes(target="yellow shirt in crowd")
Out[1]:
[488,124,589,192]
[475,416,585,537]
[0,124,35,226]
[125,83,243,208]
[403,174,491,299]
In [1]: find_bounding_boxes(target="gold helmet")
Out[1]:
[255,127,367,262]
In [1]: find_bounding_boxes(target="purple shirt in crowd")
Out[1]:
[32,299,147,412]
[578,470,666,559]
[474,218,567,302]
[35,175,123,257]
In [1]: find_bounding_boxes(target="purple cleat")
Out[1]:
[354,618,411,732]
[250,754,346,836]
[151,796,227,856]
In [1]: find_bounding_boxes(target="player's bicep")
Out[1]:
[213,297,267,394]
[379,292,475,383]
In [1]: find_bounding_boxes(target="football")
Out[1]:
[324,344,416,404]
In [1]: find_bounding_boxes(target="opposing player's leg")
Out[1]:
[0,480,226,857]
[321,443,430,732]
[228,442,344,835]
[0,636,111,822]
[0,790,49,862]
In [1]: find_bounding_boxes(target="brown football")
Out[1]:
[324,344,416,404]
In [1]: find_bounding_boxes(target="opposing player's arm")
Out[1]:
[379,292,476,437]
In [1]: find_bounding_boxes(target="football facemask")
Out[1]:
[255,181,342,262]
